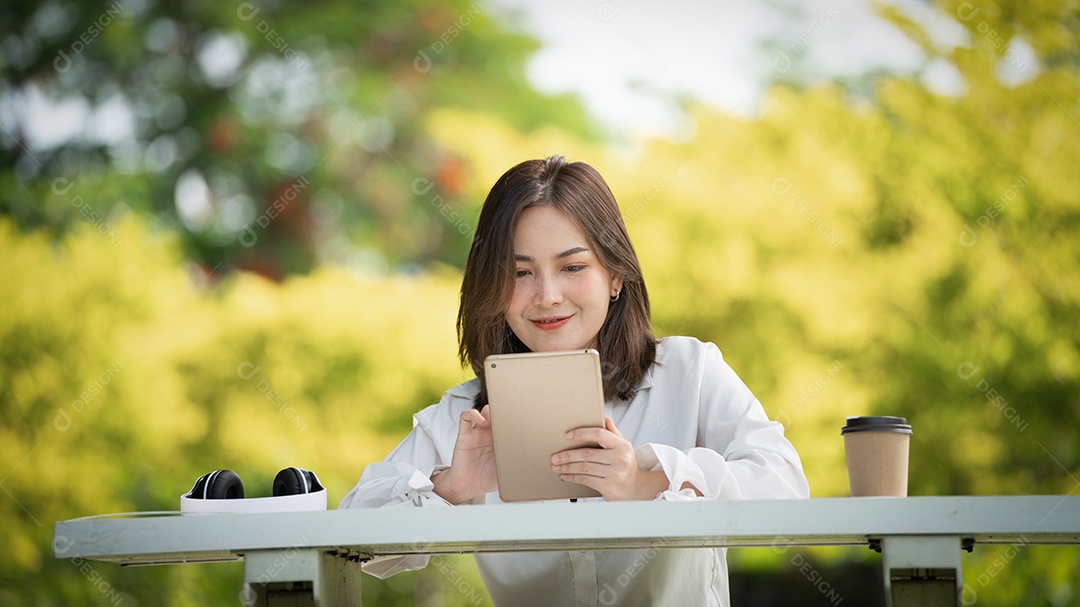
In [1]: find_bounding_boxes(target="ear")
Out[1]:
[611,275,624,298]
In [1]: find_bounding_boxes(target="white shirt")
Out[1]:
[339,336,809,607]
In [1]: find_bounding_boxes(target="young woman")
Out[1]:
[340,156,809,606]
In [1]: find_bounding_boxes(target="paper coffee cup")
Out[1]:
[841,416,912,497]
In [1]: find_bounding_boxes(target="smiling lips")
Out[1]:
[531,315,572,331]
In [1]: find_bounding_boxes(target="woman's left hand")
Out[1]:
[551,417,669,501]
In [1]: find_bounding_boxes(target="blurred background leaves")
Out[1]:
[2,0,1079,605]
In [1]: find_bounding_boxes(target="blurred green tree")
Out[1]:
[1,0,596,279]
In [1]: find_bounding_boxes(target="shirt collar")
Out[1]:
[447,377,480,400]
[447,356,657,401]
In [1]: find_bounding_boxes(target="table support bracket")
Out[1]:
[243,549,362,606]
[881,535,963,607]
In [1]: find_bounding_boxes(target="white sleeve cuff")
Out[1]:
[635,443,739,500]
[362,554,431,579]
[390,468,453,507]
[359,467,454,578]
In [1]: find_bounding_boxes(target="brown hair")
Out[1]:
[457,155,657,407]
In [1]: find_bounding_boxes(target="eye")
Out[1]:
[515,269,531,278]
[565,264,586,273]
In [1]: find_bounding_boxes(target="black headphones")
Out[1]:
[186,467,324,500]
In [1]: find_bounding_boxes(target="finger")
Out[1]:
[552,446,613,466]
[604,417,624,438]
[553,460,610,477]
[475,405,492,428]
[558,473,602,492]
[566,426,623,449]
[459,409,489,431]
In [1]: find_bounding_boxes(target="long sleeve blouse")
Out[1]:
[339,336,809,607]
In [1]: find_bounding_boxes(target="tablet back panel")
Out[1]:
[485,350,605,502]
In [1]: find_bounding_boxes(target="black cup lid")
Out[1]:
[841,416,912,435]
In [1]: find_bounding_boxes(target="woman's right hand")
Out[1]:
[432,405,497,504]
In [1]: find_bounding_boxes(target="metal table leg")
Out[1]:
[882,536,962,607]
[243,549,362,606]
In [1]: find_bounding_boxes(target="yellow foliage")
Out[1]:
[7,10,1080,602]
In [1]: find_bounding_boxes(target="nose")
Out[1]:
[533,271,563,309]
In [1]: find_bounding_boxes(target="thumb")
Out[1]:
[605,417,623,438]
[459,409,481,432]
[460,407,491,431]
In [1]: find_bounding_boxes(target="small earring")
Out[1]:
[610,291,620,303]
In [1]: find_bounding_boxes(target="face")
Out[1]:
[505,205,623,352]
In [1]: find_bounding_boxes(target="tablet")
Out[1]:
[485,349,606,502]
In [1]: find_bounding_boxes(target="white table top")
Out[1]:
[54,495,1080,566]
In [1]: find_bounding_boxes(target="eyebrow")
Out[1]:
[514,246,589,262]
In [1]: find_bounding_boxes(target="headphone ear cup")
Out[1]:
[273,467,308,496]
[208,469,245,499]
[187,472,212,498]
[304,469,324,493]
[189,469,245,499]
[273,467,324,496]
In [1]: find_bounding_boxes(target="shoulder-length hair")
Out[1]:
[457,155,657,408]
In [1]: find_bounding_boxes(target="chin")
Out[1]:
[531,336,588,352]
